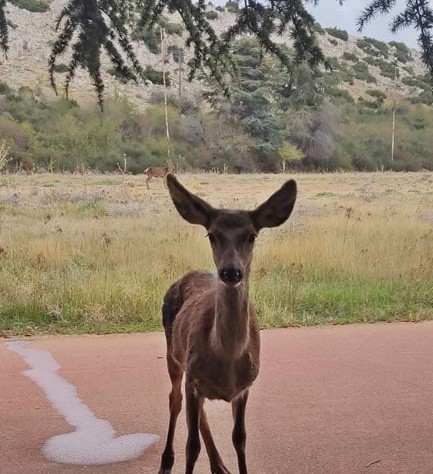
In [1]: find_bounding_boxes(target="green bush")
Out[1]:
[402,76,417,87]
[162,21,184,36]
[339,66,354,84]
[216,6,225,12]
[357,37,389,58]
[9,0,48,12]
[325,28,348,41]
[389,41,412,63]
[131,28,160,54]
[205,10,218,20]
[411,91,433,106]
[107,68,130,84]
[366,89,387,102]
[225,0,239,13]
[352,61,376,83]
[402,65,414,75]
[342,52,359,62]
[52,63,69,74]
[379,63,398,79]
[142,67,170,86]
[167,45,184,62]
[0,81,12,95]
[313,22,325,35]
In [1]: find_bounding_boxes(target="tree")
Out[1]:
[0,1,433,108]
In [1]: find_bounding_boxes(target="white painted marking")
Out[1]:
[6,340,159,465]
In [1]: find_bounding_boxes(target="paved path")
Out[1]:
[2,322,433,474]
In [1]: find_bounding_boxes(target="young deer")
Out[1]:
[159,174,297,474]
[144,160,173,189]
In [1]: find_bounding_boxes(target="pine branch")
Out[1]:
[0,0,8,58]
[357,0,397,31]
[359,0,433,81]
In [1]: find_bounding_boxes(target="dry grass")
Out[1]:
[0,171,432,336]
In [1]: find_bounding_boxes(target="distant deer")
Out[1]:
[144,160,173,189]
[159,174,297,474]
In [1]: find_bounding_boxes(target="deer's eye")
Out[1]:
[249,234,257,244]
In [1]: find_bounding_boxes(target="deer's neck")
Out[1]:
[213,280,250,357]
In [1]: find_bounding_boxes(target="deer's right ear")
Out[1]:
[166,174,215,228]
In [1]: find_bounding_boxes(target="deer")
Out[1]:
[159,174,297,474]
[144,160,173,189]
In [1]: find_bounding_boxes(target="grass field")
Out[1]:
[0,171,432,336]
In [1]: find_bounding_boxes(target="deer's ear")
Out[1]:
[250,180,297,230]
[166,174,215,228]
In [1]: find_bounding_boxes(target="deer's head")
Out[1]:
[167,174,297,286]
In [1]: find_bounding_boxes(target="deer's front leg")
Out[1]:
[232,389,249,474]
[185,375,203,474]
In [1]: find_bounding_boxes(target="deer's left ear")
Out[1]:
[167,174,215,228]
[250,180,297,230]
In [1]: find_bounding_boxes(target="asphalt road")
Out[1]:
[2,322,433,474]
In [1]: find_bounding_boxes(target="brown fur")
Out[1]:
[159,174,297,474]
[144,161,173,189]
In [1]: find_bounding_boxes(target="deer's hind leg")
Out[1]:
[200,407,231,474]
[159,351,184,474]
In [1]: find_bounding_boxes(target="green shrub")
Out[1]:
[168,45,184,62]
[216,5,225,12]
[379,63,398,79]
[342,52,359,62]
[357,37,389,58]
[402,76,417,87]
[366,89,386,102]
[411,91,433,106]
[225,0,239,13]
[313,22,325,35]
[9,0,48,13]
[339,67,354,84]
[162,21,184,36]
[0,81,12,95]
[142,67,170,86]
[363,55,378,67]
[325,27,348,41]
[328,38,338,46]
[389,41,412,63]
[205,10,218,20]
[356,37,388,58]
[107,68,130,84]
[329,88,354,103]
[326,57,340,70]
[352,61,376,83]
[52,63,69,74]
[131,28,160,54]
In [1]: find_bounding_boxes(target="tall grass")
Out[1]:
[0,173,432,336]
[253,203,433,327]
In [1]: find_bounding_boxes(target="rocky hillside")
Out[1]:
[0,0,429,109]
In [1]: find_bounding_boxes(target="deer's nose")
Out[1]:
[219,267,243,285]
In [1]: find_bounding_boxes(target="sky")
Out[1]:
[213,0,423,49]
[305,0,419,49]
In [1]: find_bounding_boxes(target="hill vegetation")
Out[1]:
[1,1,433,172]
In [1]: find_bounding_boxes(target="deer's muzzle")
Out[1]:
[219,267,243,285]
